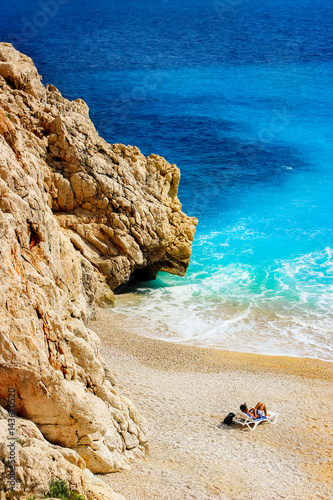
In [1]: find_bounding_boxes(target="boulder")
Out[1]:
[0,407,124,499]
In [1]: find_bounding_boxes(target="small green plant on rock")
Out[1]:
[45,480,85,500]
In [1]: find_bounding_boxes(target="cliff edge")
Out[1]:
[0,43,197,499]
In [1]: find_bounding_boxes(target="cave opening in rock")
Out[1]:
[114,267,158,294]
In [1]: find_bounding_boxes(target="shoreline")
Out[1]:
[92,309,332,382]
[89,307,333,500]
[108,292,333,364]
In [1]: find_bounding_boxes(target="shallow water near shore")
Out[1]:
[109,60,333,359]
[2,0,332,360]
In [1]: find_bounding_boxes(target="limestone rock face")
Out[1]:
[0,43,197,491]
[0,406,125,499]
[0,43,197,289]
[47,105,197,286]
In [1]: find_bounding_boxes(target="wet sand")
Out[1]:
[89,308,333,500]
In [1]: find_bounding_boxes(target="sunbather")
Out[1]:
[240,402,269,419]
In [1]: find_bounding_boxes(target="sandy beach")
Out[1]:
[89,308,333,500]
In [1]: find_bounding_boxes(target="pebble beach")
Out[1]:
[90,308,333,500]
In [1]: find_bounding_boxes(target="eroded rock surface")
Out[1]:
[0,42,197,497]
[0,43,197,289]
[0,406,125,500]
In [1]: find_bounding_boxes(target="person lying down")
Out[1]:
[240,402,270,419]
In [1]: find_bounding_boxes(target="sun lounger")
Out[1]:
[233,410,279,431]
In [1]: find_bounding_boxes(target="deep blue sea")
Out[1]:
[1,0,332,359]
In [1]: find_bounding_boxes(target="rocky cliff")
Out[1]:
[0,43,197,499]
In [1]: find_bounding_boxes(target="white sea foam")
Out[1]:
[114,248,333,360]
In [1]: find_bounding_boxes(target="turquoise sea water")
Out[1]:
[1,0,332,358]
[112,62,333,359]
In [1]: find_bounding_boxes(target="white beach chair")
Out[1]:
[233,410,279,431]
